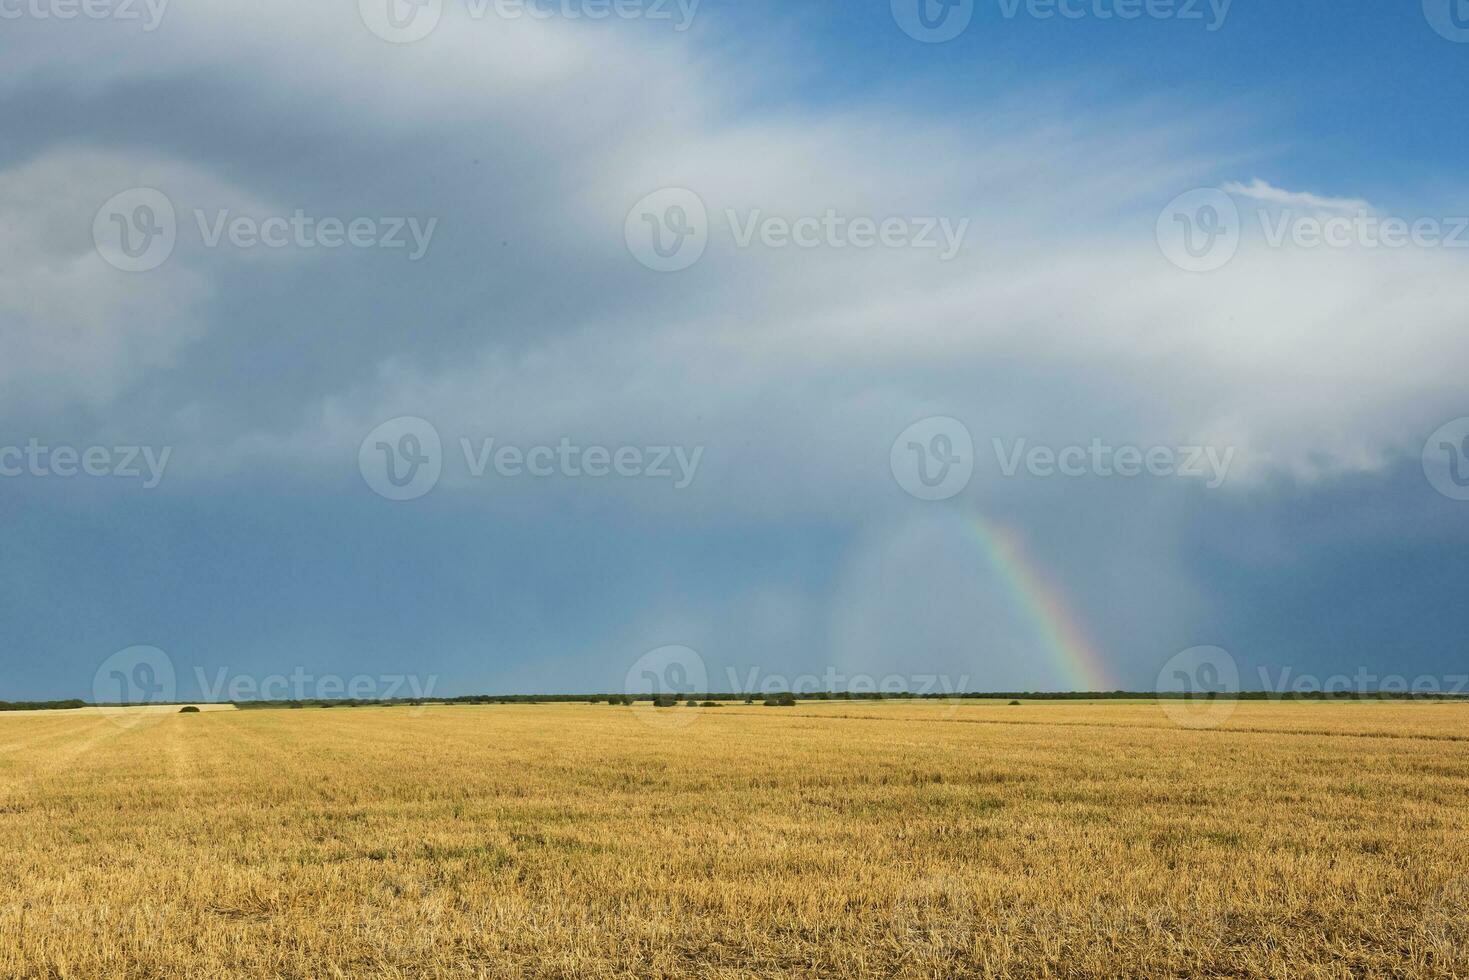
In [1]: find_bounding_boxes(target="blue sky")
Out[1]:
[2,0,1467,701]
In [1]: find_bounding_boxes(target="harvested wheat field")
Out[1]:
[2,700,1468,978]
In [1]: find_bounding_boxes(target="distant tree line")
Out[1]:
[0,690,1463,712]
[234,690,1469,707]
[0,699,86,712]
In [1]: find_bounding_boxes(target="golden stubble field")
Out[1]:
[2,700,1467,978]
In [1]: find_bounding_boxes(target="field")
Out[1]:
[2,700,1467,978]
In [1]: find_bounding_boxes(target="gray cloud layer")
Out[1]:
[3,3,1466,696]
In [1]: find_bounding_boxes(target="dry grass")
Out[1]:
[2,700,1467,978]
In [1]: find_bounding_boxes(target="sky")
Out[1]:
[2,0,1468,702]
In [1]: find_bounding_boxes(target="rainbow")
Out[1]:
[970,517,1116,692]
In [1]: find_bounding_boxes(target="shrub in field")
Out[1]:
[685,699,699,707]
[653,696,676,708]
[1009,700,1022,706]
[700,701,720,707]
[178,706,201,714]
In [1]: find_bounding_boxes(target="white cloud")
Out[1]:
[1222,178,1372,213]
[0,147,290,415]
[5,3,1468,507]
[0,151,201,411]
